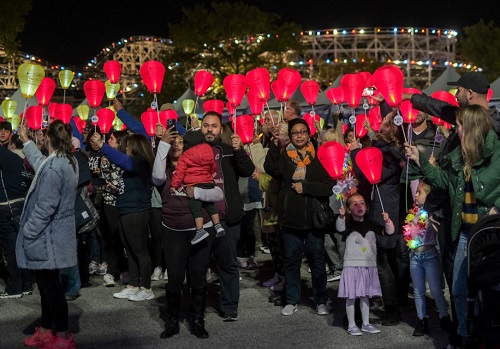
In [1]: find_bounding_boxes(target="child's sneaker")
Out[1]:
[40,333,76,349]
[191,229,209,245]
[214,223,225,238]
[23,327,54,347]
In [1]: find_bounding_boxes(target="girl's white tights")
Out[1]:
[346,297,370,328]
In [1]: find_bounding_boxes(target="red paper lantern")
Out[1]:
[271,80,284,102]
[317,141,346,179]
[247,90,265,116]
[340,74,366,108]
[368,106,382,131]
[103,60,122,84]
[83,80,106,108]
[300,80,320,106]
[140,110,156,136]
[194,70,214,97]
[487,88,493,102]
[73,116,85,133]
[326,87,345,105]
[235,115,254,144]
[358,72,372,85]
[355,114,368,138]
[36,77,56,107]
[203,100,224,115]
[432,117,444,126]
[25,106,43,130]
[355,147,383,184]
[443,122,452,130]
[276,68,302,102]
[48,103,57,120]
[226,101,236,115]
[159,109,178,129]
[400,100,420,123]
[372,65,404,107]
[53,103,72,124]
[140,60,165,94]
[223,74,247,107]
[246,68,270,101]
[96,108,115,134]
[431,90,458,107]
[302,112,320,137]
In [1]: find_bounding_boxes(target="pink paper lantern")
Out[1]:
[317,141,346,179]
[159,109,178,129]
[368,106,382,131]
[302,112,320,137]
[246,68,270,101]
[53,103,72,124]
[25,106,43,130]
[96,108,115,134]
[35,77,56,107]
[400,100,420,123]
[355,147,383,184]
[103,60,122,84]
[235,115,255,144]
[372,65,404,107]
[247,90,265,116]
[83,80,106,108]
[355,114,368,138]
[326,87,345,105]
[300,80,320,106]
[194,70,214,97]
[223,74,247,107]
[431,90,458,107]
[226,101,236,115]
[340,73,366,108]
[277,68,302,101]
[140,60,165,94]
[140,110,157,136]
[203,100,224,115]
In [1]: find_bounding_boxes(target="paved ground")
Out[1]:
[0,251,450,349]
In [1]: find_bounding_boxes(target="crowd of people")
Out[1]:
[0,71,498,349]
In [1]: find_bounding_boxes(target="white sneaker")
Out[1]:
[246,255,258,269]
[103,274,115,287]
[162,270,168,281]
[281,304,298,316]
[206,268,212,282]
[237,257,248,269]
[89,261,98,274]
[96,261,108,276]
[128,287,155,302]
[262,273,280,287]
[270,281,284,292]
[316,304,329,315]
[113,286,139,299]
[151,266,162,281]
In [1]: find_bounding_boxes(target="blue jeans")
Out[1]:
[452,232,468,336]
[282,227,327,305]
[59,265,80,297]
[410,247,449,320]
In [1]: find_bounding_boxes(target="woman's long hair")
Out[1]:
[457,105,491,179]
[126,134,155,173]
[112,130,129,154]
[46,120,77,170]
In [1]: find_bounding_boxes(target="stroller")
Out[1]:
[466,214,500,349]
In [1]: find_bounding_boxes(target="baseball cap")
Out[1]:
[447,72,490,94]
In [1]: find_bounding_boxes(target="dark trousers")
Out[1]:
[119,210,152,289]
[188,198,217,218]
[210,220,240,315]
[0,212,32,294]
[162,225,212,292]
[377,246,398,309]
[237,209,257,258]
[148,208,163,269]
[35,269,68,332]
[101,204,127,278]
[268,229,285,276]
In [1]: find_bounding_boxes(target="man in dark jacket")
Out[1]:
[200,112,255,322]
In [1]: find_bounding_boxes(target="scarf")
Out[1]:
[286,142,315,182]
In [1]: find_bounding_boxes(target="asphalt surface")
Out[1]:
[0,251,450,349]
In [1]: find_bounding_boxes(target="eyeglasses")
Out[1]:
[290,130,309,137]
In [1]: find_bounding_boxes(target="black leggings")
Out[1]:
[237,209,257,257]
[35,269,68,332]
[162,225,212,292]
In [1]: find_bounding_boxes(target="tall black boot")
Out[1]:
[412,317,429,336]
[190,287,209,339]
[160,290,181,338]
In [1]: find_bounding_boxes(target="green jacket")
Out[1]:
[414,130,500,241]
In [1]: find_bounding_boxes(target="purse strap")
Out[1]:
[0,170,14,217]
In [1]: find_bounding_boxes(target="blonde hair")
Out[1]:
[320,128,344,145]
[457,105,491,179]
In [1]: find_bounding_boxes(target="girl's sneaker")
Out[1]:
[40,334,76,349]
[347,326,362,336]
[361,323,380,334]
[23,327,54,347]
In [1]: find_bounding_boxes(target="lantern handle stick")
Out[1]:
[63,90,66,105]
[400,125,407,143]
[265,101,272,123]
[233,111,237,135]
[430,127,439,158]
[153,94,160,123]
[375,184,385,213]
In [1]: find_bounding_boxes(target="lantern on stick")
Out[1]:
[430,90,458,107]
[326,87,345,105]
[246,90,265,116]
[105,80,121,101]
[159,109,178,130]
[36,78,56,107]
[203,100,224,115]
[17,63,45,121]
[246,68,270,101]
[234,115,254,144]
[302,112,320,137]
[372,65,404,107]
[73,116,85,133]
[96,108,116,137]
[84,80,106,109]
[25,106,43,130]
[53,104,73,124]
[355,147,385,211]
[182,99,195,116]
[2,100,17,119]
[277,68,302,102]
[77,105,90,121]
[317,141,346,179]
[194,70,214,97]
[368,106,382,131]
[224,74,247,133]
[226,102,236,116]
[58,70,74,104]
[140,60,165,113]
[103,60,122,84]
[340,73,366,109]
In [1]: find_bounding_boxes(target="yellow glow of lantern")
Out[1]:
[77,105,90,121]
[2,99,17,119]
[113,116,124,130]
[182,99,195,115]
[58,70,75,90]
[17,63,45,98]
[10,114,20,129]
[105,80,121,100]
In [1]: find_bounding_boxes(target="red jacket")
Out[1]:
[170,143,216,189]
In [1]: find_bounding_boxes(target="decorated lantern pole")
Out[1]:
[58,70,75,104]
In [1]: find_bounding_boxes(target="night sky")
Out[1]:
[18,0,500,66]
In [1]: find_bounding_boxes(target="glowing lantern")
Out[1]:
[96,108,115,134]
[17,63,45,99]
[2,100,17,119]
[159,109,178,129]
[277,68,302,101]
[302,112,320,137]
[25,106,43,130]
[487,88,493,102]
[443,122,452,130]
[432,117,444,126]
[73,116,85,133]
[271,80,285,102]
[36,78,56,107]
[355,114,368,138]
[77,105,90,121]
[431,90,458,107]
[203,100,224,115]
[10,114,20,130]
[48,103,57,120]
[400,100,421,123]
[105,80,120,100]
[223,74,247,107]
[368,106,382,131]
[326,87,345,105]
[182,99,195,115]
[355,147,383,184]
[114,116,125,131]
[141,110,157,136]
[247,90,265,116]
[84,80,106,108]
[341,74,366,108]
[103,60,122,84]
[317,141,346,179]
[58,70,74,89]
[235,115,254,144]
[140,60,165,94]
[372,65,404,107]
[300,80,320,106]
[358,72,372,85]
[194,70,214,97]
[246,68,270,101]
[226,101,236,115]
[53,104,73,124]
